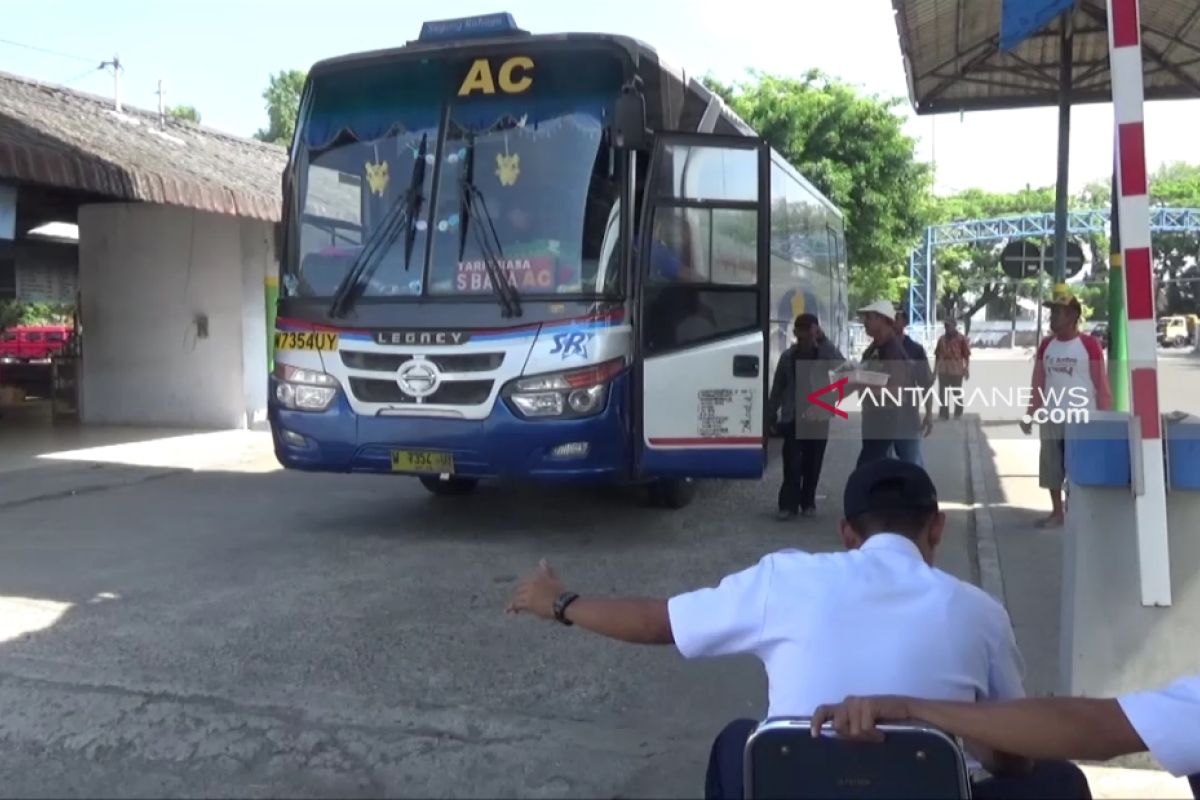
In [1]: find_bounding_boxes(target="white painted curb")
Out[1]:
[966,416,1006,606]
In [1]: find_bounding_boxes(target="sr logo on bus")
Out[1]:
[458,56,534,96]
[550,331,592,360]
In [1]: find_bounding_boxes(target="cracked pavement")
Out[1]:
[0,425,973,797]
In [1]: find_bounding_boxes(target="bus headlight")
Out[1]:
[504,358,625,420]
[273,364,339,412]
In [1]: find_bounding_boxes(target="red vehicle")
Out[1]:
[0,325,73,363]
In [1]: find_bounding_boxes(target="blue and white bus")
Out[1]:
[270,13,848,508]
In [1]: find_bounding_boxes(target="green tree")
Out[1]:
[166,105,201,124]
[1077,177,1111,210]
[0,300,73,331]
[0,300,20,333]
[927,186,1058,326]
[924,181,1133,325]
[255,69,307,146]
[1148,162,1200,313]
[704,70,932,306]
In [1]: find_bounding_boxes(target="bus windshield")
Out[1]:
[285,52,624,304]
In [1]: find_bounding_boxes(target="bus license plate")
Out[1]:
[391,450,455,474]
[274,331,339,351]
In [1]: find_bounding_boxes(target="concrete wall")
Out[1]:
[1060,483,1200,697]
[78,204,274,429]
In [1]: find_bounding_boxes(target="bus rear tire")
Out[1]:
[419,476,478,497]
[649,478,697,510]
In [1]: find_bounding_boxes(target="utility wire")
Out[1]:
[0,36,99,64]
[61,65,104,86]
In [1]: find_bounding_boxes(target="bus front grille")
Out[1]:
[341,351,504,374]
[348,378,494,406]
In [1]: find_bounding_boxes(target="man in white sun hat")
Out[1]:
[851,300,921,466]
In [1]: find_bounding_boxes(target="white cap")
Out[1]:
[857,300,896,321]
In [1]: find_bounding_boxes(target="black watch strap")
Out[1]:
[553,592,580,625]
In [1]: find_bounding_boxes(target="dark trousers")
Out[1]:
[890,437,925,468]
[1189,773,1199,799]
[857,438,894,467]
[706,719,756,800]
[778,423,829,513]
[972,760,1093,799]
[939,374,965,419]
[705,719,1093,800]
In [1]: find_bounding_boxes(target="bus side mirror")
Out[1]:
[613,83,647,150]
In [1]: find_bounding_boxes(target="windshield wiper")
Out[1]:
[327,134,428,318]
[458,137,522,318]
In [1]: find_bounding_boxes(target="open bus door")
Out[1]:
[634,133,770,500]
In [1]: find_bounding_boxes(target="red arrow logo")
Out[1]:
[808,377,849,419]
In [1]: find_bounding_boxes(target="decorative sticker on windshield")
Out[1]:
[457,56,535,97]
[495,153,520,186]
[365,160,389,197]
[455,257,554,292]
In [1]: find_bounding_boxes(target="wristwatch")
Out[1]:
[553,592,580,626]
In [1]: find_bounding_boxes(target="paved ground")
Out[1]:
[0,414,975,798]
[965,348,1200,796]
[963,347,1200,695]
[3,346,1192,798]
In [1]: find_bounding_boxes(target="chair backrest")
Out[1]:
[744,718,972,799]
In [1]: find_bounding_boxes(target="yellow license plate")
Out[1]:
[391,450,455,474]
[273,331,339,351]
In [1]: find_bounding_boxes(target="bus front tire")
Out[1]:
[419,476,478,496]
[648,478,697,510]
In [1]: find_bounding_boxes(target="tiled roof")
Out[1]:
[0,70,285,221]
[893,0,1200,114]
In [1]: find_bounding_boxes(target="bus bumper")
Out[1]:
[269,373,631,483]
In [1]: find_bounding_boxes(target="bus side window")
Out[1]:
[647,206,708,285]
[642,143,759,355]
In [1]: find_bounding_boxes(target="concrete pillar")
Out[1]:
[78,204,276,429]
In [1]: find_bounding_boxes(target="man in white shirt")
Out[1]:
[811,674,1199,798]
[1020,289,1113,528]
[507,460,1030,798]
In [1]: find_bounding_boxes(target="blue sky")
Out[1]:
[3,0,1198,196]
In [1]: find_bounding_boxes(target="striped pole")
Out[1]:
[1106,0,1171,607]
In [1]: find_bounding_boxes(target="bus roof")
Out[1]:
[305,30,842,221]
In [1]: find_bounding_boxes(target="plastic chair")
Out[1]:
[744,718,972,799]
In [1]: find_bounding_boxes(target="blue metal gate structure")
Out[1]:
[907,207,1200,331]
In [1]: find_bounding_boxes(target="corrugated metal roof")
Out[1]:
[0,70,285,221]
[893,0,1200,113]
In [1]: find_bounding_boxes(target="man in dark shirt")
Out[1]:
[890,310,935,467]
[852,301,916,467]
[767,313,845,520]
[934,318,971,420]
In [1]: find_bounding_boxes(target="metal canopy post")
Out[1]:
[1053,11,1074,290]
[1037,242,1048,338]
[925,226,935,340]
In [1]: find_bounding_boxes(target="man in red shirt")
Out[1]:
[1020,290,1113,528]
